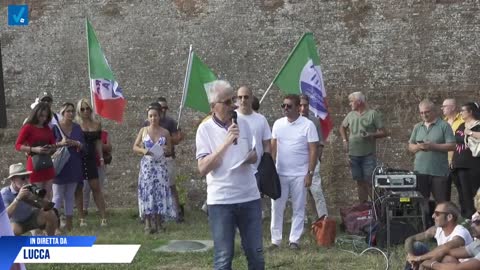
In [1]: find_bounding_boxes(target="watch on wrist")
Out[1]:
[307,170,314,176]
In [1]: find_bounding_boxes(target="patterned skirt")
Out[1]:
[137,155,176,220]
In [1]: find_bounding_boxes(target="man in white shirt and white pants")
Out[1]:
[270,94,318,250]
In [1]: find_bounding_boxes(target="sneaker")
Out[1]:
[79,219,87,227]
[288,242,300,250]
[100,219,108,227]
[266,244,280,252]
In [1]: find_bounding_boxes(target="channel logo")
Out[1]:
[8,5,29,26]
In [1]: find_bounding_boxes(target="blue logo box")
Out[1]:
[8,5,29,26]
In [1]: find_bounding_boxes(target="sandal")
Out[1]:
[79,219,87,227]
[100,219,108,227]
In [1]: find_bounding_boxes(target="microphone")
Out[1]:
[231,111,238,145]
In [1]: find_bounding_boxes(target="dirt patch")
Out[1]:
[173,0,208,17]
[257,0,284,12]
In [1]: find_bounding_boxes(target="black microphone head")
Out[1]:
[231,111,237,124]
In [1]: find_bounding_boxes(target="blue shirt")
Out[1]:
[1,185,34,223]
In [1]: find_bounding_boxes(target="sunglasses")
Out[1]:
[237,95,249,100]
[15,175,29,181]
[433,211,449,217]
[80,107,92,112]
[472,220,480,226]
[41,98,53,103]
[281,103,293,109]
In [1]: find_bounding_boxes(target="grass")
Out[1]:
[26,208,408,270]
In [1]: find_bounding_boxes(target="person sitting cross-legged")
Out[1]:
[404,202,472,270]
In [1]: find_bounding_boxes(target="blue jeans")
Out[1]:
[350,154,376,182]
[405,241,429,270]
[208,199,264,270]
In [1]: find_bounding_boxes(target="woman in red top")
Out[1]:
[15,102,66,200]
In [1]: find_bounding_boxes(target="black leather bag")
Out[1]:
[257,153,281,200]
[32,154,53,171]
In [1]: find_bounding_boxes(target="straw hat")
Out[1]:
[5,163,32,180]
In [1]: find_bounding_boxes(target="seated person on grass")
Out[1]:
[404,202,472,270]
[1,163,58,236]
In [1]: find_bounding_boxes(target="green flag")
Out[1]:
[272,32,333,139]
[183,52,217,114]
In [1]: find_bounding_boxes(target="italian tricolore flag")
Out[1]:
[86,19,126,123]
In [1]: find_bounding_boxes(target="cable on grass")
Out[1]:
[338,246,389,270]
[335,236,390,270]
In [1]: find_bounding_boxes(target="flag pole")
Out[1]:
[259,81,274,104]
[259,33,309,104]
[177,44,193,129]
[86,18,95,112]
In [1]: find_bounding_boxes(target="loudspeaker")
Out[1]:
[375,221,418,248]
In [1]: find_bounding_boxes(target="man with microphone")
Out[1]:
[196,80,264,269]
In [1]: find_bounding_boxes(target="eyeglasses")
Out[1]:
[80,107,92,112]
[433,211,449,217]
[419,110,431,115]
[281,103,293,109]
[237,95,249,100]
[217,98,236,106]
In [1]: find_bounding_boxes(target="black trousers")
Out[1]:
[452,168,480,218]
[416,174,450,203]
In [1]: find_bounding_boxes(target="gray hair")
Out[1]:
[348,92,365,103]
[419,99,435,109]
[207,80,233,105]
[438,201,461,222]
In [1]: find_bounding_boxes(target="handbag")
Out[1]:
[340,202,374,235]
[467,136,480,157]
[465,122,480,157]
[257,152,281,200]
[32,154,54,171]
[103,151,112,165]
[311,215,337,247]
[52,124,71,175]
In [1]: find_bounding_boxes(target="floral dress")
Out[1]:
[137,134,176,220]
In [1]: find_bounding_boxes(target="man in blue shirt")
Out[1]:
[1,163,58,235]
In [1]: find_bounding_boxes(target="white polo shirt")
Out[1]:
[196,115,260,205]
[236,110,272,171]
[272,116,319,177]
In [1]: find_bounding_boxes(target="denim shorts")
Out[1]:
[349,154,376,182]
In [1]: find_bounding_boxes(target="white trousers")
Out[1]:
[309,162,328,218]
[270,175,306,245]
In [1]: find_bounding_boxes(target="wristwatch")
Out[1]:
[468,130,474,136]
[307,170,314,176]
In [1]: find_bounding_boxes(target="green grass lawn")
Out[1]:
[26,208,407,270]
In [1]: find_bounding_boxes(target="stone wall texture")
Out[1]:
[1,0,480,213]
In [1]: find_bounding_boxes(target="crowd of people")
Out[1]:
[2,82,480,269]
[0,92,186,237]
